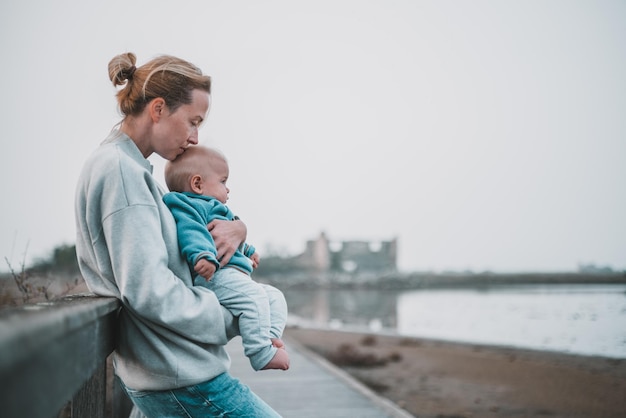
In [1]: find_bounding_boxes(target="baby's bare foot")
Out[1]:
[261,347,290,370]
[271,338,285,349]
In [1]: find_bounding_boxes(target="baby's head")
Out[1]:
[165,145,230,203]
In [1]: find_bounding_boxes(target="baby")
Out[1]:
[163,145,289,371]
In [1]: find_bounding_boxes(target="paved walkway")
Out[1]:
[226,336,414,418]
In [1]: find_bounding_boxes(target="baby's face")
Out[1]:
[199,159,230,203]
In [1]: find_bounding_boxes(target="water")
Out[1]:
[283,284,626,358]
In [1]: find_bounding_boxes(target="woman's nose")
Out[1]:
[187,127,200,145]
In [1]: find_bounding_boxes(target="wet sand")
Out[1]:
[284,327,626,418]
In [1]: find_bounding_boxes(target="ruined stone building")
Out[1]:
[294,232,397,273]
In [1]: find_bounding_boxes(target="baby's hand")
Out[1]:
[250,252,260,269]
[195,258,217,281]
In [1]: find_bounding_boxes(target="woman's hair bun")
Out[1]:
[108,52,138,86]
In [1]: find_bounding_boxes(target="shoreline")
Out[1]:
[286,318,626,360]
[260,271,626,291]
[284,326,626,418]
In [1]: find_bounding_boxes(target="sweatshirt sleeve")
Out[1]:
[241,243,256,258]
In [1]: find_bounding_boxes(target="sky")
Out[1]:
[0,0,624,273]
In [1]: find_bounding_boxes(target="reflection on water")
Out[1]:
[283,285,626,358]
[284,288,398,329]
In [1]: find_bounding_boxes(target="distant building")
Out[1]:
[293,231,397,274]
[578,263,614,274]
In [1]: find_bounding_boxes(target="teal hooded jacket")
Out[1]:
[163,192,256,276]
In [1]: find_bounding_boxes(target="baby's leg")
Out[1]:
[259,285,290,370]
[260,284,288,339]
[206,269,282,370]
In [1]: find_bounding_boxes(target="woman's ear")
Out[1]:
[149,98,166,122]
[190,174,203,194]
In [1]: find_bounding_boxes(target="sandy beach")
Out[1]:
[284,327,626,418]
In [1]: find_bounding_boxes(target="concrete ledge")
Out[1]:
[0,294,120,418]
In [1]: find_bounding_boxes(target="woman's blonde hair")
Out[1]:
[108,52,211,117]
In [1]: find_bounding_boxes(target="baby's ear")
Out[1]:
[190,175,203,194]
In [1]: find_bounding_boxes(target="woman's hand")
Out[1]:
[208,219,247,266]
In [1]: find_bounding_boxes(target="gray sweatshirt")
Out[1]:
[75,130,238,391]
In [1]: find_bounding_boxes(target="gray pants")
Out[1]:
[195,267,288,370]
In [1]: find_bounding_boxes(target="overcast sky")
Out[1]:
[1,0,624,273]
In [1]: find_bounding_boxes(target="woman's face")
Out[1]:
[154,89,210,161]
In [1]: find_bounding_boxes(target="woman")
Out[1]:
[75,52,281,417]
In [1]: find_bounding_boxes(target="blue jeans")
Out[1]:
[121,372,282,417]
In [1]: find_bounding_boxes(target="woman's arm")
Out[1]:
[207,218,247,267]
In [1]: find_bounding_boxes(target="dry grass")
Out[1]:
[0,271,88,310]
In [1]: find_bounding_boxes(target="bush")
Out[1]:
[327,343,388,367]
[29,244,79,274]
